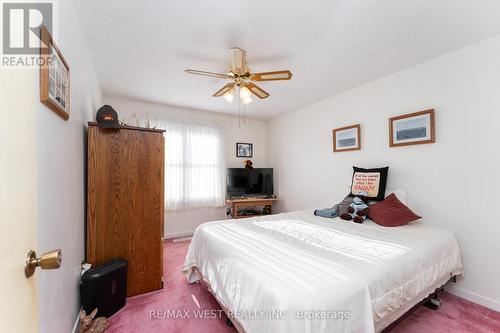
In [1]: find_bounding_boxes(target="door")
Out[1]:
[0,69,39,332]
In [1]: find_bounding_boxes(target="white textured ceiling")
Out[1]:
[75,0,500,120]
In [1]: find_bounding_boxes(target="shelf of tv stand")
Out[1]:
[226,197,279,219]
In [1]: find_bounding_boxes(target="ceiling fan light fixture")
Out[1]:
[242,94,253,104]
[223,89,234,103]
[186,47,293,118]
[239,86,251,99]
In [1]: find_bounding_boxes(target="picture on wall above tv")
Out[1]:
[236,142,253,157]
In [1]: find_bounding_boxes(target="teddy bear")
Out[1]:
[340,192,369,223]
[244,159,253,170]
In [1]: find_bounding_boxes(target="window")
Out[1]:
[163,122,225,210]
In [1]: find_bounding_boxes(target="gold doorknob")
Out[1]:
[25,249,62,278]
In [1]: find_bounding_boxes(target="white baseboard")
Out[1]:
[71,308,81,333]
[173,236,192,242]
[164,230,194,240]
[446,285,500,312]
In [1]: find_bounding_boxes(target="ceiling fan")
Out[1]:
[185,47,292,104]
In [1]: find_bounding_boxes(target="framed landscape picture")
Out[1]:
[333,124,361,152]
[389,109,435,147]
[236,142,253,157]
[40,25,70,120]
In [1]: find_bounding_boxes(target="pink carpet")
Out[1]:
[107,240,500,333]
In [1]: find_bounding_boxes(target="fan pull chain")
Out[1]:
[238,88,241,128]
[243,102,246,124]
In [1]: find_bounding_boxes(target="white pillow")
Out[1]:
[384,188,408,205]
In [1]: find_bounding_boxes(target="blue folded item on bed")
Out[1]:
[314,204,339,218]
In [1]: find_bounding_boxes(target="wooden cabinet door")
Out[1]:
[87,124,164,297]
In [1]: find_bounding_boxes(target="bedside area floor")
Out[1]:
[107,241,500,333]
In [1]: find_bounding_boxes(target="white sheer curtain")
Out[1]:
[152,120,225,211]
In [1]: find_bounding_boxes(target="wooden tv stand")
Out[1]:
[226,197,279,219]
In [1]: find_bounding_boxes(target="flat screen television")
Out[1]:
[227,168,274,198]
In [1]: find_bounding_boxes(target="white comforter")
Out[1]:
[183,210,463,333]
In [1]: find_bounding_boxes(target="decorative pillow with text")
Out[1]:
[350,166,389,201]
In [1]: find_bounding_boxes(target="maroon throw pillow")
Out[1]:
[368,193,421,227]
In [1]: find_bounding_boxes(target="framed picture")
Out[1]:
[40,25,70,120]
[389,109,435,147]
[333,124,361,152]
[236,142,253,157]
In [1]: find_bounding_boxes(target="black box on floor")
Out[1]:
[81,258,127,318]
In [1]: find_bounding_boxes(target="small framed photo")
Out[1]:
[389,109,435,147]
[236,142,253,157]
[40,25,70,120]
[333,124,361,152]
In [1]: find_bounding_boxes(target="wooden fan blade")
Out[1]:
[245,82,270,99]
[230,47,247,75]
[250,70,293,81]
[213,83,235,97]
[185,69,229,79]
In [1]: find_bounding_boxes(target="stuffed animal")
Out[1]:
[79,309,109,333]
[244,159,253,170]
[340,193,369,223]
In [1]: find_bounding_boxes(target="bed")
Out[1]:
[183,210,463,333]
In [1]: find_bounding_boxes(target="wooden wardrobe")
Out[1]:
[86,122,165,297]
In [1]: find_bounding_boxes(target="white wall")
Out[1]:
[103,95,268,237]
[267,35,500,311]
[36,1,102,332]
